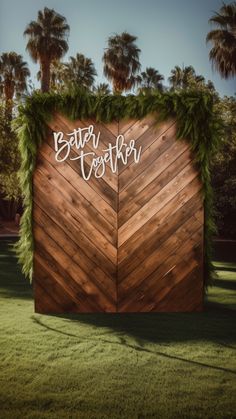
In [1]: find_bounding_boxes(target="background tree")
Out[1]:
[24,7,70,92]
[63,53,97,90]
[168,65,183,89]
[168,65,202,89]
[206,2,236,79]
[211,96,236,238]
[37,60,66,93]
[93,83,111,95]
[0,52,30,117]
[103,32,141,93]
[136,67,164,93]
[0,104,21,219]
[168,65,216,93]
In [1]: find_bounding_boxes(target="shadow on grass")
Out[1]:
[32,311,236,376]
[54,306,235,336]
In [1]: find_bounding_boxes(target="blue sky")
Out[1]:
[0,0,235,96]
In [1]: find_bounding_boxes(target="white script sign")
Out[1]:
[53,125,142,181]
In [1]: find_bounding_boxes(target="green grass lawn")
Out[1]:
[0,239,236,419]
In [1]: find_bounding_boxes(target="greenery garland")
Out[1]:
[13,88,223,286]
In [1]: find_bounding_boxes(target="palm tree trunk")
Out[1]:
[4,81,14,120]
[41,59,50,92]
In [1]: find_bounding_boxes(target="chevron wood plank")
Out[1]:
[33,178,117,265]
[33,115,204,313]
[34,251,99,312]
[118,119,137,134]
[33,184,116,278]
[34,204,116,302]
[118,193,203,280]
[34,225,116,312]
[118,177,202,263]
[118,162,200,246]
[36,154,117,244]
[38,141,117,226]
[118,228,203,312]
[118,147,193,226]
[119,122,178,192]
[118,215,202,299]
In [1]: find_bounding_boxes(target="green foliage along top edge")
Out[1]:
[14,88,223,287]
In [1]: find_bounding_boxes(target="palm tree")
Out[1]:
[206,2,236,79]
[169,65,205,89]
[168,65,183,89]
[136,67,164,92]
[37,60,66,92]
[63,53,97,90]
[0,52,30,117]
[206,80,216,92]
[93,83,111,95]
[103,32,141,93]
[24,7,70,92]
[182,66,205,89]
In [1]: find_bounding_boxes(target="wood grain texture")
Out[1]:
[33,114,204,313]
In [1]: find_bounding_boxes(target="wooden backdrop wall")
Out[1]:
[33,114,204,313]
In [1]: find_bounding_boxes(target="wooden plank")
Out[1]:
[34,259,87,312]
[118,177,202,263]
[119,147,193,227]
[38,141,117,228]
[142,240,203,312]
[118,116,162,173]
[118,119,176,174]
[118,119,137,135]
[118,228,203,312]
[33,182,116,278]
[34,251,99,312]
[34,204,116,302]
[33,179,117,266]
[118,214,202,299]
[36,154,117,244]
[118,192,203,280]
[119,122,177,192]
[34,169,117,267]
[83,119,118,146]
[102,120,119,137]
[118,162,200,246]
[34,224,116,312]
[34,280,64,313]
[150,265,203,312]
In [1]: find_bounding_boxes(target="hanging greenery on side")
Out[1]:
[13,88,223,286]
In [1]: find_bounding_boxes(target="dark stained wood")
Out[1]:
[118,162,200,246]
[33,115,204,313]
[34,204,116,302]
[118,192,203,281]
[118,214,203,301]
[33,183,116,278]
[118,228,203,312]
[33,172,117,264]
[36,155,116,245]
[34,224,115,312]
[119,122,178,192]
[39,141,117,222]
[118,147,193,226]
